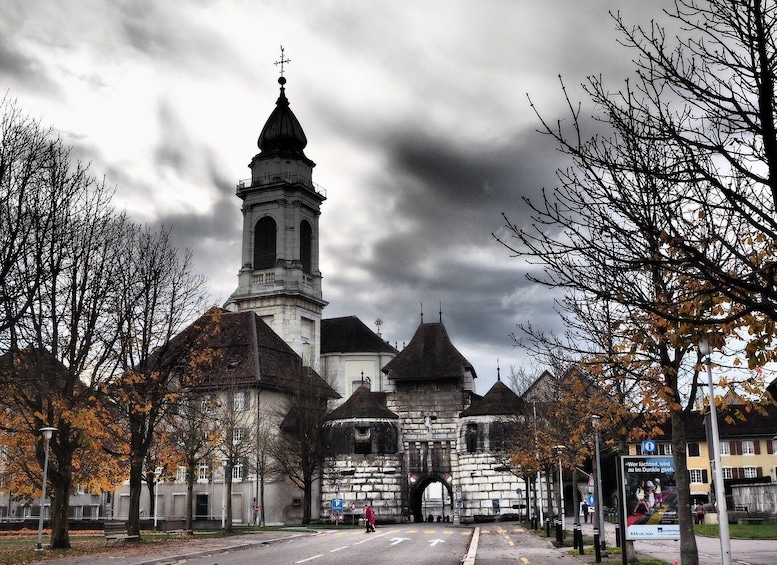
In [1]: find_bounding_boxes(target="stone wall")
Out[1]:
[387,381,466,443]
[322,454,405,522]
[457,451,526,519]
[732,483,777,513]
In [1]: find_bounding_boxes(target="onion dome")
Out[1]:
[257,76,309,160]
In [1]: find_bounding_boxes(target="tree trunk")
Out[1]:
[186,461,195,531]
[260,477,266,527]
[302,478,312,524]
[571,466,579,524]
[127,455,144,538]
[225,464,233,532]
[545,470,553,519]
[50,474,71,549]
[672,408,699,565]
[146,472,155,527]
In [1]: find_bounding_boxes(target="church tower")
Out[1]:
[225,59,327,365]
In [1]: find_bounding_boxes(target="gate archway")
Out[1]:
[408,475,453,523]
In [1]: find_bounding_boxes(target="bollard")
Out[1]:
[545,517,551,537]
[593,527,601,563]
[615,524,620,548]
[555,518,562,544]
[574,523,583,554]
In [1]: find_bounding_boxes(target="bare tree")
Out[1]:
[251,413,282,527]
[164,393,220,530]
[214,383,255,532]
[0,124,128,549]
[110,225,208,538]
[270,367,337,524]
[495,2,777,563]
[0,96,54,339]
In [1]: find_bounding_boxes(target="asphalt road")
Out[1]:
[175,524,472,565]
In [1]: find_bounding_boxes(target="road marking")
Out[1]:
[390,537,411,546]
[353,531,389,545]
[329,546,348,552]
[424,529,435,534]
[520,558,529,564]
[443,530,453,534]
[461,531,470,536]
[295,554,323,563]
[508,540,515,547]
[407,529,418,533]
[429,538,445,546]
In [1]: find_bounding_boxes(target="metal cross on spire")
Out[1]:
[274,45,291,78]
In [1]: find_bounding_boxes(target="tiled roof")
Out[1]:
[171,308,338,398]
[381,322,476,381]
[326,385,398,421]
[321,316,398,355]
[684,403,777,440]
[460,379,524,417]
[628,403,777,441]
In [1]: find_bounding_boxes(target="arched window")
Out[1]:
[300,220,312,273]
[253,216,277,269]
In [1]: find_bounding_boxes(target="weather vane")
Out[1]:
[274,46,291,78]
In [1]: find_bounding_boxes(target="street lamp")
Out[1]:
[699,337,732,565]
[220,457,228,530]
[153,466,162,530]
[591,415,606,552]
[36,427,57,551]
[554,445,566,531]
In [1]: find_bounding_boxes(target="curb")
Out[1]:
[462,526,479,565]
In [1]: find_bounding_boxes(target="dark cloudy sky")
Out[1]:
[0,0,670,394]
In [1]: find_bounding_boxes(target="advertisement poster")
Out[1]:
[621,455,680,540]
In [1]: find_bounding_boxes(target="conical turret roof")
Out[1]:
[326,385,398,421]
[382,322,476,381]
[460,379,524,417]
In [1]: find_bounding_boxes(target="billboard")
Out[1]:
[621,455,680,540]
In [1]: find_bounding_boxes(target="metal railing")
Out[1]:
[236,173,326,198]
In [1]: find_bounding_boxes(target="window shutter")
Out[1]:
[757,467,763,477]
[768,440,774,455]
[702,469,708,483]
[732,441,742,455]
[754,441,761,455]
[732,468,739,479]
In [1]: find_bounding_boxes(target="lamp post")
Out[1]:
[153,466,162,530]
[699,337,732,565]
[36,427,57,551]
[220,457,228,530]
[591,415,606,553]
[554,445,566,531]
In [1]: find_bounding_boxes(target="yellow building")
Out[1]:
[628,403,777,503]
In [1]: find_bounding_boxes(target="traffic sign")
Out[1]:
[642,439,657,454]
[587,494,595,507]
[332,498,343,512]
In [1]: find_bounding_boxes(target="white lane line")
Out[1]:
[353,531,390,545]
[330,546,349,552]
[295,554,323,563]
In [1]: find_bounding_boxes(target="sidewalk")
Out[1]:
[29,530,312,565]
[566,520,775,565]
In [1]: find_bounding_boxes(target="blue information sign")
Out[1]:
[642,440,657,454]
[332,498,343,513]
